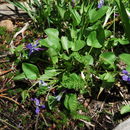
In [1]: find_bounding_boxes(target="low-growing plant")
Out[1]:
[7,0,130,126]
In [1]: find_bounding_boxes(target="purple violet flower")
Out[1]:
[34,98,40,106]
[122,70,128,75]
[41,105,46,109]
[26,40,44,55]
[35,107,40,114]
[122,75,129,81]
[122,70,130,83]
[31,98,45,114]
[98,0,104,8]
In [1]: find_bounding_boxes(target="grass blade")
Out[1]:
[115,0,130,42]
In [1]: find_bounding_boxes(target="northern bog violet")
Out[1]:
[31,98,45,114]
[98,0,104,8]
[26,40,44,55]
[122,70,130,83]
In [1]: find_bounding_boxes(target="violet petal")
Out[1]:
[98,0,104,8]
[29,49,34,56]
[122,75,129,81]
[122,70,128,74]
[33,43,39,47]
[127,77,130,81]
[26,43,33,49]
[34,48,44,51]
[35,39,40,45]
[34,98,40,106]
[35,107,40,114]
[41,105,45,109]
[31,98,34,101]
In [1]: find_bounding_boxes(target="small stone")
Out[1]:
[0,20,15,32]
[114,118,130,130]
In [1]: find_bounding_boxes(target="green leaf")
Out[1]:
[62,73,85,91]
[83,54,94,65]
[39,39,50,48]
[57,5,66,19]
[48,96,57,110]
[87,21,101,31]
[87,31,102,48]
[22,63,40,80]
[36,86,48,96]
[13,73,26,80]
[14,44,24,53]
[21,90,29,103]
[60,53,70,60]
[99,72,115,82]
[47,48,58,64]
[100,52,116,67]
[45,28,59,38]
[120,105,130,114]
[64,94,78,112]
[39,68,60,81]
[118,38,129,45]
[61,36,69,53]
[6,0,36,22]
[72,52,93,65]
[71,40,86,51]
[44,36,60,51]
[89,6,108,23]
[40,28,61,51]
[104,30,112,38]
[72,113,91,122]
[97,25,105,45]
[126,65,130,72]
[70,28,77,40]
[88,23,105,46]
[71,52,82,63]
[119,53,130,65]
[115,0,130,42]
[70,8,81,26]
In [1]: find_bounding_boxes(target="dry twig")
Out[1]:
[0,69,14,76]
[10,22,29,49]
[0,118,19,130]
[79,119,95,128]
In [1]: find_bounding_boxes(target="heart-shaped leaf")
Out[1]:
[119,53,130,65]
[40,28,61,51]
[71,40,86,51]
[61,36,69,53]
[64,94,78,112]
[89,6,108,23]
[22,63,40,80]
[87,31,102,48]
[100,52,116,67]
